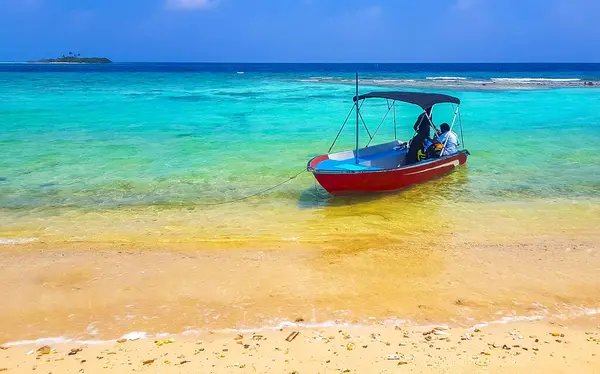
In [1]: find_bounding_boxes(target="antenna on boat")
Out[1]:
[355,72,359,164]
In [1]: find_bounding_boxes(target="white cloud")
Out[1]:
[166,0,218,11]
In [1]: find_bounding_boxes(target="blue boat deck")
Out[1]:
[316,148,405,172]
[317,159,382,171]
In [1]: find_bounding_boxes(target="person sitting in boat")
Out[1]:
[425,138,444,158]
[436,123,459,155]
[406,111,433,164]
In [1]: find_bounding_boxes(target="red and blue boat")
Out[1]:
[307,77,469,195]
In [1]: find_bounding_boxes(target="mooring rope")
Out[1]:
[197,168,307,206]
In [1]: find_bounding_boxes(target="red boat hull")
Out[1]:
[310,151,468,195]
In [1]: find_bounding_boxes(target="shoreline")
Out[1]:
[3,306,600,348]
[1,317,598,373]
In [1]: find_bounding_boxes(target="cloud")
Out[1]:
[166,0,218,11]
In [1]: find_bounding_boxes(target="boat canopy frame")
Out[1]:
[327,77,465,163]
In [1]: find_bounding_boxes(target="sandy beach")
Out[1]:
[2,318,599,373]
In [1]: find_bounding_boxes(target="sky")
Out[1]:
[0,0,599,62]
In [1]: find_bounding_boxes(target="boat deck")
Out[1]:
[317,159,382,171]
[316,148,405,172]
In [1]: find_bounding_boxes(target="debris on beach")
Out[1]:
[387,354,401,360]
[286,331,300,342]
[294,318,304,323]
[154,338,174,346]
[68,348,83,356]
[36,346,51,355]
[0,346,8,350]
[142,359,155,365]
[116,339,127,344]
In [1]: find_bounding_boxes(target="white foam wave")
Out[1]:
[367,79,417,84]
[298,76,594,89]
[426,76,468,81]
[491,78,582,83]
[3,337,109,347]
[120,331,147,341]
[3,307,599,347]
[472,315,545,329]
[0,238,38,245]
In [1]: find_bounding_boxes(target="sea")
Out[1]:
[1,63,599,342]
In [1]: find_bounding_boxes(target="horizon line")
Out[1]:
[3,61,600,64]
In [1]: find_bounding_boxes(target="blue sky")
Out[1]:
[1,0,598,62]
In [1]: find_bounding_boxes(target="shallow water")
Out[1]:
[1,63,599,341]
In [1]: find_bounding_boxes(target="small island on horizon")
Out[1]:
[32,52,112,64]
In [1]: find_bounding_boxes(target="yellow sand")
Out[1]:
[1,318,599,373]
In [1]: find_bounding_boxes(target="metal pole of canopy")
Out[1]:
[355,72,359,164]
[366,102,394,147]
[327,100,366,153]
[458,106,465,149]
[424,109,439,135]
[440,105,460,157]
[393,100,397,140]
[327,105,354,153]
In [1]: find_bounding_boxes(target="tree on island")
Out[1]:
[34,52,112,64]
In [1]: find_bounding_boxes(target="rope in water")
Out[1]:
[197,168,307,206]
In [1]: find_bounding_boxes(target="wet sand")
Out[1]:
[1,218,598,342]
[1,318,599,373]
[1,194,599,373]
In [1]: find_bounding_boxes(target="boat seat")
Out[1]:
[334,163,381,171]
[315,158,382,171]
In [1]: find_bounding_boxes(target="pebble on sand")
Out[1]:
[36,346,51,355]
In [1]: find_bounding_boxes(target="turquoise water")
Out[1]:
[1,65,600,213]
